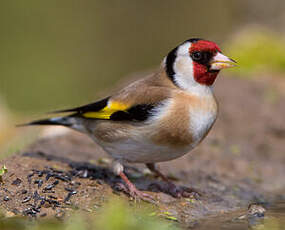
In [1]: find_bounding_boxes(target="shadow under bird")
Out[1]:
[21,38,236,202]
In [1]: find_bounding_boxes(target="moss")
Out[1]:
[225,28,285,76]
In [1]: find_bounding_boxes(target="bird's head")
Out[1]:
[165,38,236,90]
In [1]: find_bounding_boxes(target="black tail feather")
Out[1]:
[47,97,110,114]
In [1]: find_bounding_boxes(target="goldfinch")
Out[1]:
[22,38,236,201]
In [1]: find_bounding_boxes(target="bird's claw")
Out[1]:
[169,185,201,199]
[149,182,201,199]
[114,182,156,203]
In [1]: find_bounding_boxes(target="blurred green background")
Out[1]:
[1,0,284,115]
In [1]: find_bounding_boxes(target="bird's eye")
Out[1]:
[191,52,202,61]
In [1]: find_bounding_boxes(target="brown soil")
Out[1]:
[0,75,285,225]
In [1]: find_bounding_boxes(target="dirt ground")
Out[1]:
[0,74,285,226]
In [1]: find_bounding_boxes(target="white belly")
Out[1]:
[100,137,191,163]
[189,108,217,146]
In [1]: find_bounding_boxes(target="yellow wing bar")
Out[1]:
[82,101,129,119]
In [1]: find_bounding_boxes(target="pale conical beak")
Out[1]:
[210,52,237,70]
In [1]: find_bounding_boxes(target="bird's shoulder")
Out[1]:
[57,69,176,121]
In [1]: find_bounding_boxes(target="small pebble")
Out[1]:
[32,207,41,213]
[43,180,59,191]
[46,199,60,206]
[46,173,54,181]
[248,204,266,218]
[64,193,72,203]
[27,173,35,183]
[22,196,32,203]
[40,199,46,206]
[65,187,74,192]
[82,170,88,178]
[44,184,54,190]
[23,208,37,217]
[21,189,28,194]
[34,179,44,188]
[33,191,41,201]
[55,175,70,182]
[11,178,22,186]
[247,203,266,227]
[64,190,77,204]
[3,196,10,201]
[70,190,77,195]
[55,210,65,219]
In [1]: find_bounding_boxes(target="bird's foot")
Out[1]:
[115,182,155,203]
[146,163,201,199]
[116,172,155,203]
[149,182,201,199]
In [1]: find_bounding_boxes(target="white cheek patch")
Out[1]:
[173,55,195,89]
[172,42,197,90]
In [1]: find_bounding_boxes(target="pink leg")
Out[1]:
[146,163,201,198]
[118,172,155,203]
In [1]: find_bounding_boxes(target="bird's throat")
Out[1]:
[193,63,219,86]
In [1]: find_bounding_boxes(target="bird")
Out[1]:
[21,38,236,202]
